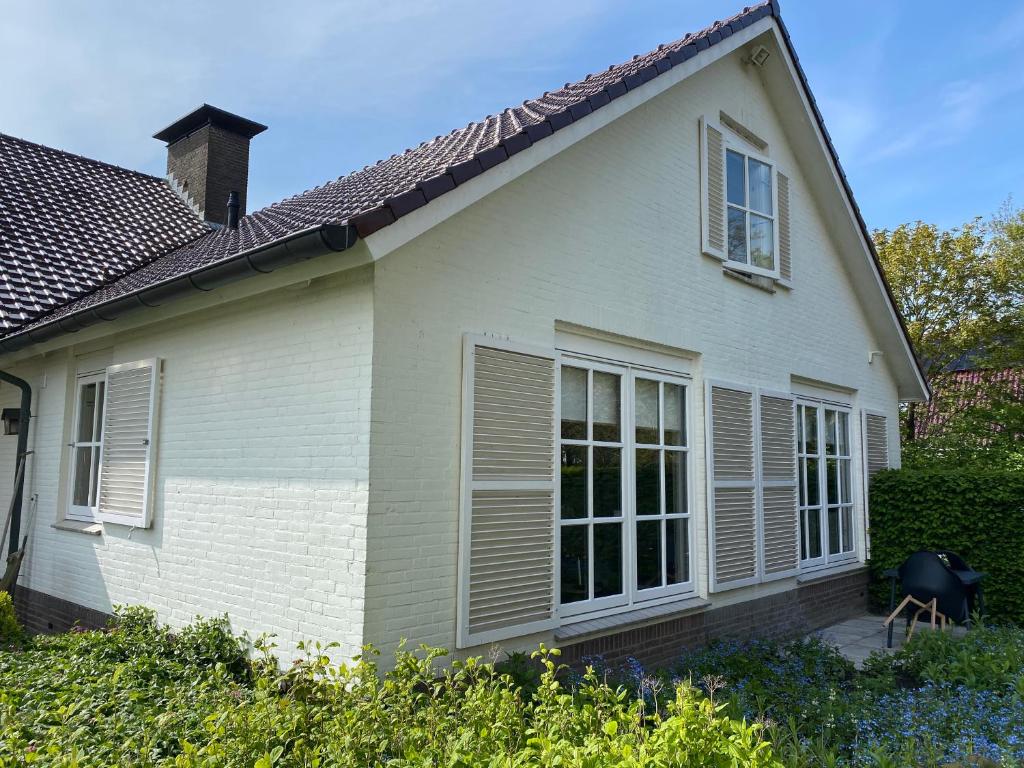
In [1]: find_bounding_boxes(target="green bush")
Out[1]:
[0,591,21,645]
[868,467,1024,622]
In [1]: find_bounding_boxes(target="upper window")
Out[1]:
[797,402,855,569]
[67,373,105,522]
[726,148,776,276]
[559,358,693,619]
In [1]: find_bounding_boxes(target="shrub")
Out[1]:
[0,590,22,646]
[868,467,1024,622]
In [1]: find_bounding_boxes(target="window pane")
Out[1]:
[840,459,851,504]
[726,150,745,205]
[560,446,588,519]
[636,520,662,590]
[665,450,687,515]
[749,214,774,270]
[95,381,105,440]
[560,526,588,604]
[89,448,100,507]
[804,408,818,454]
[748,157,772,215]
[593,447,621,517]
[828,507,841,555]
[593,523,623,598]
[666,518,689,585]
[635,378,659,445]
[837,412,849,455]
[841,508,855,553]
[560,366,587,439]
[592,372,620,442]
[728,206,747,263]
[824,410,837,456]
[664,383,686,446]
[826,458,839,505]
[77,383,97,443]
[796,405,804,450]
[635,449,660,516]
[799,458,807,506]
[72,447,92,506]
[800,510,808,560]
[807,508,823,559]
[806,458,820,506]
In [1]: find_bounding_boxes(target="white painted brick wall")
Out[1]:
[2,266,373,659]
[363,51,903,658]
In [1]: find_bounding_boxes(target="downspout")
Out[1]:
[0,371,31,557]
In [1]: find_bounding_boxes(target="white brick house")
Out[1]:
[0,2,927,663]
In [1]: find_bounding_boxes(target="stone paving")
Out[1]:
[813,613,965,668]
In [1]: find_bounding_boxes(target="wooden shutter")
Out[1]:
[700,116,726,260]
[863,412,890,481]
[457,340,557,648]
[707,383,758,591]
[777,171,792,282]
[97,359,161,527]
[759,393,799,579]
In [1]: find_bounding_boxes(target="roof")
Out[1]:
[153,104,268,144]
[0,133,209,332]
[916,367,1023,439]
[0,0,927,399]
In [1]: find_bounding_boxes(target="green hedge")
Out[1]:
[868,468,1024,623]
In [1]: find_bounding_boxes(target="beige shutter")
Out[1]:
[863,412,890,481]
[759,393,799,579]
[700,116,726,260]
[97,359,161,528]
[777,171,792,282]
[457,340,557,648]
[707,383,758,591]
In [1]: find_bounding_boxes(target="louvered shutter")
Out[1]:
[777,171,792,282]
[97,359,161,527]
[863,412,890,481]
[707,383,758,591]
[759,393,799,579]
[457,340,557,648]
[700,116,727,260]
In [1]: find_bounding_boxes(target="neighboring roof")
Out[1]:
[916,367,1023,439]
[153,104,268,144]
[0,133,209,332]
[0,0,928,400]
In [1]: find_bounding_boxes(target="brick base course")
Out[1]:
[560,567,869,669]
[12,585,111,635]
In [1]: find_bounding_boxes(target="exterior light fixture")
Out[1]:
[1,408,20,436]
[750,45,771,67]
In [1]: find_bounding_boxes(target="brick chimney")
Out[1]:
[153,104,267,226]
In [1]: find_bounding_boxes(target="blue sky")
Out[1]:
[2,1,1022,232]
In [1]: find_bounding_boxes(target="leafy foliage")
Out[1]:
[0,591,22,646]
[867,467,1024,622]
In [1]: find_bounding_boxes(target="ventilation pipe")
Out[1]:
[226,191,240,230]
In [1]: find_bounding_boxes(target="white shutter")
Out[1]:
[700,116,727,260]
[706,382,758,591]
[457,339,557,648]
[863,412,890,481]
[759,392,799,580]
[97,359,161,528]
[777,171,792,282]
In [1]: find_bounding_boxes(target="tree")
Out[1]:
[873,207,1024,448]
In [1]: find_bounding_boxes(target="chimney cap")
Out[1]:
[153,103,267,144]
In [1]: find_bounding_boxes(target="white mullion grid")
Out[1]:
[67,373,105,523]
[824,406,856,564]
[724,135,779,279]
[796,401,825,568]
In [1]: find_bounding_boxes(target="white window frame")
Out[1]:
[723,135,780,280]
[797,399,857,571]
[66,371,106,523]
[556,352,695,622]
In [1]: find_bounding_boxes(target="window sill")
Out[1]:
[53,520,102,536]
[722,266,777,293]
[796,560,866,585]
[554,596,710,642]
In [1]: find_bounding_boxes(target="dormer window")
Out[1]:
[726,148,776,275]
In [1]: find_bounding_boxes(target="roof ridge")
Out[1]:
[0,131,168,185]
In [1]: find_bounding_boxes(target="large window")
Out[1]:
[559,359,692,618]
[67,373,106,522]
[726,147,776,276]
[797,402,855,568]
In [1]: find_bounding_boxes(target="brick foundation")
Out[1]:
[560,567,869,668]
[12,585,111,635]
